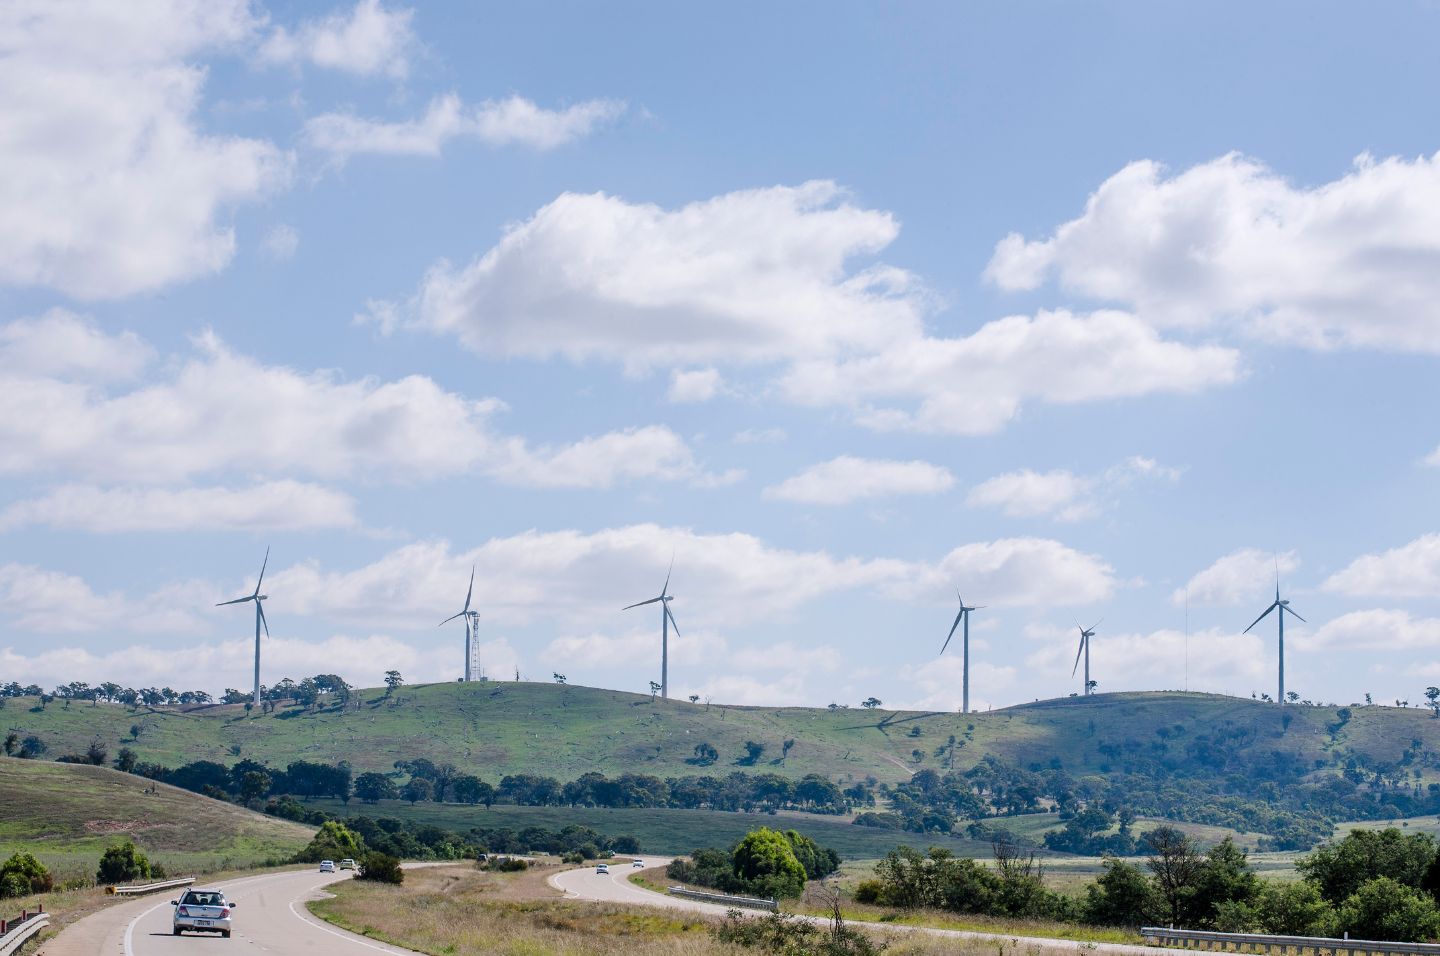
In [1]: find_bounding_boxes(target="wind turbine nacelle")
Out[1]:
[257,595,268,601]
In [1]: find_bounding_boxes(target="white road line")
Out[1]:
[122,898,171,956]
[285,897,414,954]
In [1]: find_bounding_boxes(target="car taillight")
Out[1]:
[220,908,230,917]
[177,906,189,916]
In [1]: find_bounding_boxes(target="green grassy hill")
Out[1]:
[0,759,314,880]
[6,682,1436,785]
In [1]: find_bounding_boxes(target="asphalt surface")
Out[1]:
[40,868,422,956]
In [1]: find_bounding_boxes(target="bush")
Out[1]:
[1256,881,1335,936]
[1336,877,1440,942]
[732,828,808,900]
[713,907,884,956]
[853,879,884,904]
[357,851,404,884]
[562,850,585,864]
[96,841,151,885]
[1083,857,1157,928]
[294,820,364,863]
[484,857,529,872]
[0,852,53,899]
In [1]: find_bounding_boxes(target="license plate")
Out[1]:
[195,920,211,926]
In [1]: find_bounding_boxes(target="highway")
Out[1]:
[40,868,422,956]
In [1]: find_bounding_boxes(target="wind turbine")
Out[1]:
[439,566,477,682]
[623,559,680,700]
[217,548,270,708]
[1243,564,1305,705]
[1072,619,1101,696]
[939,592,984,714]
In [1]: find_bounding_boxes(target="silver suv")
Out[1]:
[171,888,235,938]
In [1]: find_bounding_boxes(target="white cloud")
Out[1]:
[0,310,153,383]
[364,181,922,366]
[260,224,299,261]
[1324,533,1440,598]
[1174,548,1299,607]
[541,628,724,673]
[733,428,786,445]
[764,456,954,506]
[304,94,625,159]
[1024,626,1269,694]
[780,309,1240,434]
[0,319,713,489]
[259,0,416,79]
[0,0,290,299]
[0,481,359,533]
[668,368,725,403]
[894,537,1117,608]
[896,656,1017,713]
[0,564,206,635]
[1302,609,1440,652]
[985,151,1440,352]
[967,456,1179,521]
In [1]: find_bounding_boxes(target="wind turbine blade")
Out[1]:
[1071,636,1086,677]
[439,611,465,626]
[1282,605,1307,623]
[623,596,663,610]
[253,546,270,597]
[257,602,270,637]
[463,565,475,613]
[662,553,674,597]
[940,610,964,655]
[1088,618,1104,632]
[216,596,253,607]
[1242,602,1280,634]
[665,603,680,637]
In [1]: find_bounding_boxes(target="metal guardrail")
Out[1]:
[0,912,49,956]
[1141,926,1440,956]
[668,886,778,912]
[109,876,195,896]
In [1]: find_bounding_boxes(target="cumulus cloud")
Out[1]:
[1324,534,1440,598]
[668,368,725,403]
[967,456,1179,521]
[764,456,954,505]
[260,224,299,260]
[0,0,291,299]
[0,564,207,635]
[780,309,1240,434]
[0,318,714,489]
[259,0,416,78]
[364,181,922,366]
[304,94,626,158]
[985,151,1440,352]
[896,656,1017,713]
[1024,626,1269,694]
[893,537,1116,608]
[1301,609,1440,652]
[0,481,359,533]
[1174,549,1299,607]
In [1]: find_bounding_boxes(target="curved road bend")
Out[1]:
[40,868,422,956]
[553,859,1159,956]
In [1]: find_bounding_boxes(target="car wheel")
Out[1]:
[222,930,231,939]
[173,928,182,936]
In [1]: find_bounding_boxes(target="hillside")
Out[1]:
[0,759,314,879]
[6,682,1437,786]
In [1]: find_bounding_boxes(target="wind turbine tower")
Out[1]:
[940,592,984,714]
[1072,620,1101,696]
[440,567,478,682]
[1243,566,1305,704]
[624,560,680,699]
[217,548,270,708]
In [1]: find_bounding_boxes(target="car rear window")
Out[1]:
[183,892,222,906]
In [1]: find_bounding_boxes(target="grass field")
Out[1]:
[0,758,314,882]
[7,683,1437,788]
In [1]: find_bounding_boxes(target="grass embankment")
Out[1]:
[9,683,1436,793]
[314,799,996,860]
[0,758,313,880]
[310,863,1093,956]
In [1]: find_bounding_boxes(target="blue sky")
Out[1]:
[3,0,1440,710]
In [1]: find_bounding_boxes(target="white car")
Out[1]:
[595,863,610,874]
[632,859,645,868]
[339,858,357,871]
[171,888,235,938]
[319,860,336,873]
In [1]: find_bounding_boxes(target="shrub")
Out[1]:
[1083,857,1158,928]
[484,857,529,872]
[357,851,404,884]
[562,851,585,864]
[0,852,53,899]
[733,827,807,900]
[294,820,364,863]
[96,841,151,885]
[853,879,884,904]
[1336,877,1440,942]
[1255,881,1335,936]
[713,907,884,956]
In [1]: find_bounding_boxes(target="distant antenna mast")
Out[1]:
[1184,587,1189,693]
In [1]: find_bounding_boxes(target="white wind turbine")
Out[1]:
[939,592,984,714]
[217,548,270,709]
[1243,561,1305,705]
[623,559,680,699]
[440,566,478,682]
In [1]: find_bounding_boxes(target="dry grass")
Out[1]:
[309,864,1122,956]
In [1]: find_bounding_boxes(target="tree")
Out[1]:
[0,852,53,899]
[452,775,492,806]
[740,740,765,765]
[781,739,796,764]
[1255,881,1334,936]
[648,680,661,702]
[862,698,882,709]
[295,821,364,863]
[1427,687,1440,718]
[402,777,434,804]
[3,732,18,756]
[1336,877,1440,942]
[239,770,272,803]
[689,695,700,704]
[383,670,403,696]
[689,742,719,766]
[1084,857,1157,928]
[1146,826,1205,924]
[19,735,46,759]
[96,840,151,885]
[358,851,404,884]
[1286,691,1300,703]
[114,746,138,773]
[1187,837,1261,928]
[85,739,108,766]
[1298,828,1438,904]
[731,827,807,899]
[354,772,398,804]
[553,672,566,684]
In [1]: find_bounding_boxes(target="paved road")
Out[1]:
[552,858,1158,955]
[40,868,422,956]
